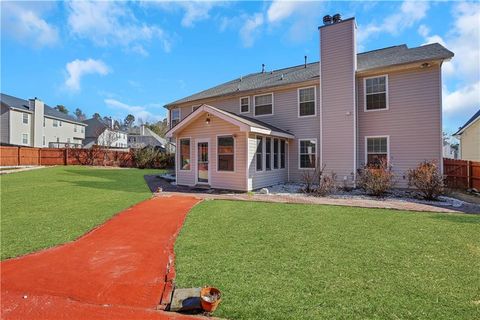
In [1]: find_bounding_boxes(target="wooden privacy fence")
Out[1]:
[0,146,134,167]
[443,158,480,190]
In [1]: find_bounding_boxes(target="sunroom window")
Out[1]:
[218,136,234,172]
[179,138,190,170]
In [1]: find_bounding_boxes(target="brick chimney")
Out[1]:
[30,97,44,147]
[319,15,357,184]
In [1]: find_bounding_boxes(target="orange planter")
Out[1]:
[200,287,221,312]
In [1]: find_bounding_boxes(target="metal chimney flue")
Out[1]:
[323,15,332,25]
[304,55,307,68]
[261,63,265,73]
[332,13,342,23]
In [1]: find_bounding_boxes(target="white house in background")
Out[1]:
[82,118,128,149]
[442,139,459,159]
[0,93,86,148]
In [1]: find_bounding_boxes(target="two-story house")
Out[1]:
[0,93,86,148]
[128,125,175,153]
[165,15,454,191]
[453,109,480,161]
[82,118,128,149]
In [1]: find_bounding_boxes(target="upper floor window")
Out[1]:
[53,119,58,127]
[365,75,388,111]
[217,136,234,172]
[254,93,273,116]
[366,136,389,166]
[22,113,29,124]
[43,118,45,127]
[59,121,62,127]
[179,138,191,170]
[171,109,180,127]
[298,87,316,117]
[22,133,28,145]
[299,139,316,169]
[74,124,78,132]
[240,97,249,113]
[81,126,84,133]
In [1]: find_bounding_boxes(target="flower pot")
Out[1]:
[200,287,221,312]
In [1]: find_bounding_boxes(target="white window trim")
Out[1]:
[22,113,29,124]
[22,133,29,145]
[195,138,211,185]
[364,135,390,164]
[298,138,317,170]
[297,86,317,118]
[255,135,264,172]
[171,108,181,127]
[363,74,389,112]
[53,119,58,127]
[239,96,250,114]
[178,137,192,172]
[253,93,274,117]
[216,134,236,173]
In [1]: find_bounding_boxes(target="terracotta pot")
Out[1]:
[200,287,221,312]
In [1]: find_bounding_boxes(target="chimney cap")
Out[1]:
[323,15,332,25]
[333,13,342,23]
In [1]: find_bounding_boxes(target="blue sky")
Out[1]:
[1,1,479,134]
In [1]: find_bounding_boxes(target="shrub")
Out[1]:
[133,147,174,169]
[407,160,444,200]
[315,165,337,196]
[358,159,395,196]
[301,169,316,193]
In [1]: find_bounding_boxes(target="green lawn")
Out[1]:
[175,200,480,320]
[1,166,161,259]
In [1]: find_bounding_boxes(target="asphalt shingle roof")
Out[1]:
[454,108,480,135]
[0,93,85,125]
[166,43,453,107]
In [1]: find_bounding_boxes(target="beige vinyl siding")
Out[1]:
[320,19,356,183]
[458,119,480,161]
[248,133,288,190]
[176,115,247,191]
[357,65,442,186]
[174,84,319,183]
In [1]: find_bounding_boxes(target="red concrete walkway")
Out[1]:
[1,196,202,319]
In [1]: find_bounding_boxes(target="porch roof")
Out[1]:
[166,104,295,139]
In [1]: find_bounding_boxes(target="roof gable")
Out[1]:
[454,108,480,136]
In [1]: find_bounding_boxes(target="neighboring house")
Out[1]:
[165,15,454,191]
[0,93,86,148]
[442,139,459,159]
[82,118,128,149]
[453,109,480,161]
[128,125,175,153]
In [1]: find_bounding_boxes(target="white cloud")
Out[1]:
[267,0,301,23]
[418,2,480,128]
[104,98,163,122]
[239,13,264,48]
[1,1,59,47]
[443,82,480,116]
[67,1,171,54]
[65,59,110,92]
[357,1,430,46]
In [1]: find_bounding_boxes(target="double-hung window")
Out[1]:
[280,140,286,169]
[53,119,58,127]
[22,113,29,124]
[365,75,388,111]
[256,136,263,171]
[179,138,191,170]
[265,137,272,171]
[240,97,249,113]
[298,87,316,117]
[254,93,273,116]
[74,125,77,132]
[22,133,28,145]
[171,109,180,127]
[366,136,388,166]
[299,139,316,169]
[217,136,234,172]
[273,138,279,169]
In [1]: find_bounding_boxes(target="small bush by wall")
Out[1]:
[407,160,444,200]
[357,159,395,196]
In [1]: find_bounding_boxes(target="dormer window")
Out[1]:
[364,75,388,111]
[171,109,180,127]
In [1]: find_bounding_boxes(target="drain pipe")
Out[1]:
[287,141,290,182]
